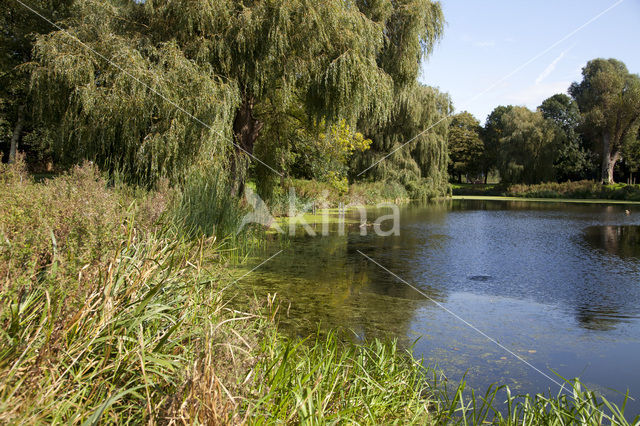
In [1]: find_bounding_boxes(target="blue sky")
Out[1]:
[420,0,640,124]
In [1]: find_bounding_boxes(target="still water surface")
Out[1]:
[239,200,640,415]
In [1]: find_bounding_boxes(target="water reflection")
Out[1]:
[237,232,447,341]
[584,225,640,258]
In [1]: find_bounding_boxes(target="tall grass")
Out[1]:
[172,166,247,238]
[1,161,639,424]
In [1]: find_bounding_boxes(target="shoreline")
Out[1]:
[450,195,640,205]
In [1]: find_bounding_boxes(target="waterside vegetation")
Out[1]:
[1,161,639,424]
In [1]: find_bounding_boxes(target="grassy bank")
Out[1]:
[453,181,640,201]
[1,163,638,424]
[452,195,640,205]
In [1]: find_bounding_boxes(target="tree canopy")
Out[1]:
[353,84,452,198]
[447,111,483,183]
[18,0,449,198]
[569,58,640,184]
[496,106,559,184]
[10,0,640,196]
[538,94,591,182]
[1,0,73,163]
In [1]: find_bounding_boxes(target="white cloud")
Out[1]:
[460,34,496,48]
[473,40,496,48]
[506,81,570,107]
[535,48,570,85]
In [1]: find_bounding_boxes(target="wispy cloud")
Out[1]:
[473,40,496,48]
[461,34,496,49]
[507,81,570,106]
[535,48,571,85]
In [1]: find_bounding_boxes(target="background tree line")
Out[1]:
[448,58,640,185]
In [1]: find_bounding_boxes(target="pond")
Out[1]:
[238,199,640,416]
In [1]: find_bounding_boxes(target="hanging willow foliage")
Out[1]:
[145,0,444,195]
[28,0,448,193]
[30,0,239,186]
[353,84,452,198]
[147,0,396,124]
[349,0,452,198]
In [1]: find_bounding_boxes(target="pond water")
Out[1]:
[238,199,640,416]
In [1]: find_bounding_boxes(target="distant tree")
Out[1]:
[538,94,590,181]
[622,128,640,183]
[497,107,559,184]
[481,105,513,183]
[569,58,640,184]
[447,112,483,182]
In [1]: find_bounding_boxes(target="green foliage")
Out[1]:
[539,93,593,181]
[496,106,560,184]
[0,159,126,297]
[310,119,372,192]
[171,164,248,239]
[481,105,513,180]
[622,128,640,175]
[284,178,409,208]
[355,84,452,199]
[0,0,73,162]
[447,111,484,182]
[505,180,640,201]
[247,332,436,423]
[31,0,239,186]
[23,0,447,197]
[570,58,640,183]
[1,156,639,425]
[148,0,395,125]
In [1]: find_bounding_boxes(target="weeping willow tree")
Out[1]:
[29,0,447,194]
[30,0,239,185]
[353,84,452,198]
[1,0,72,163]
[145,0,400,195]
[350,0,451,198]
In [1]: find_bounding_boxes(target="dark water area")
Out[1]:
[238,199,640,416]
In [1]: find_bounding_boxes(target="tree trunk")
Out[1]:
[608,151,620,184]
[601,131,619,184]
[231,95,263,196]
[9,105,25,164]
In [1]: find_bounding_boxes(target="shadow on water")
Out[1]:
[574,225,640,331]
[584,225,640,259]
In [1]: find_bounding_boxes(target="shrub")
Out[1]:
[503,180,640,201]
[0,160,126,299]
